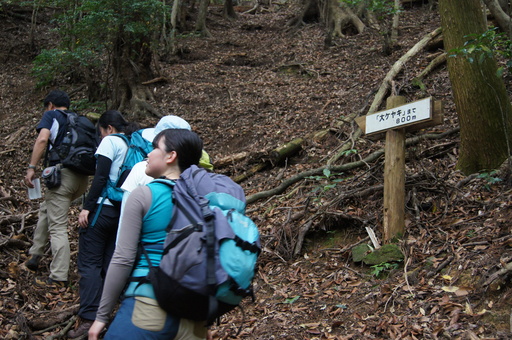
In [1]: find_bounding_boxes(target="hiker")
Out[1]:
[88,128,208,339]
[68,110,140,338]
[119,115,213,205]
[24,90,89,287]
[116,115,213,240]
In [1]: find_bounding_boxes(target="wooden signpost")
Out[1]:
[355,96,443,242]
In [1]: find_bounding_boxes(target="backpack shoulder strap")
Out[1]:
[180,166,217,306]
[153,177,203,234]
[110,133,130,146]
[55,109,81,122]
[151,178,175,189]
[55,109,68,116]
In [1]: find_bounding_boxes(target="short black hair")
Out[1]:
[43,90,70,108]
[154,129,203,172]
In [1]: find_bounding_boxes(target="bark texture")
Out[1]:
[111,33,158,117]
[439,0,512,175]
[195,0,211,37]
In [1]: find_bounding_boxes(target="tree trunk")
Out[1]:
[169,0,182,55]
[391,0,400,43]
[111,32,158,118]
[291,0,365,43]
[224,0,238,19]
[439,0,512,175]
[482,0,512,39]
[195,0,211,37]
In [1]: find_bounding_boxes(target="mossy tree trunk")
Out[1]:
[439,0,512,174]
[111,32,158,118]
[195,0,211,37]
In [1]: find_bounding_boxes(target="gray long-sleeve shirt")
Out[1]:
[95,185,152,323]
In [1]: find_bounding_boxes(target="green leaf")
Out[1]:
[478,53,485,64]
[284,296,300,304]
[496,67,504,78]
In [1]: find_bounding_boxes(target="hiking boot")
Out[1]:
[67,318,93,339]
[26,255,41,271]
[34,276,68,288]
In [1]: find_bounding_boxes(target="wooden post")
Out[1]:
[355,96,443,243]
[383,96,406,242]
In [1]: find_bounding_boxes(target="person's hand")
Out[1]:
[79,210,90,228]
[88,320,106,340]
[24,169,35,188]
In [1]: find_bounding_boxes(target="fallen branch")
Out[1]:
[247,128,460,204]
[483,261,512,287]
[0,148,16,156]
[413,52,447,88]
[293,215,319,257]
[214,151,250,168]
[0,211,38,226]
[141,76,169,85]
[41,316,77,340]
[246,128,459,204]
[0,235,31,249]
[369,27,442,115]
[247,148,384,204]
[329,30,442,166]
[4,126,36,146]
[233,138,305,182]
[29,305,79,331]
[234,163,267,183]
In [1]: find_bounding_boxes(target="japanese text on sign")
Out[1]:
[365,97,431,134]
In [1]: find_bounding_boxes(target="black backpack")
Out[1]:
[47,110,98,175]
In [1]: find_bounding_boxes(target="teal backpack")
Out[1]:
[91,130,153,226]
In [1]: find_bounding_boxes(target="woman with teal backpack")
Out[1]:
[88,129,208,339]
[69,110,140,338]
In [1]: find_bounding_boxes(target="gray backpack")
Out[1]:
[139,165,260,323]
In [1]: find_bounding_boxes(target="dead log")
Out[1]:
[214,152,250,168]
[234,163,267,183]
[232,138,305,182]
[269,138,304,165]
[28,305,79,330]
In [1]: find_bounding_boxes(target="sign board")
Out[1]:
[365,97,432,135]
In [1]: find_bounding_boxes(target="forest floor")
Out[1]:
[1,2,512,339]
